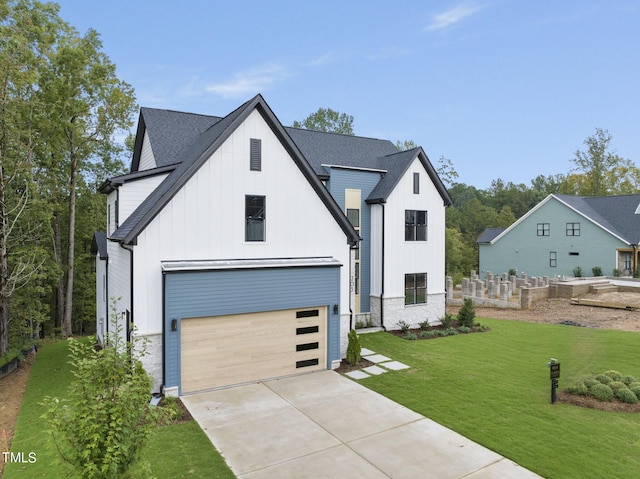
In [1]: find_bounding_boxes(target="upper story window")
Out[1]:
[537,223,550,236]
[566,222,580,236]
[346,208,360,259]
[250,138,261,171]
[245,195,265,241]
[405,210,427,241]
[413,172,420,194]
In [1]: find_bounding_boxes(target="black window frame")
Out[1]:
[250,138,261,171]
[405,210,427,241]
[404,273,427,305]
[245,195,266,242]
[549,251,557,267]
[566,222,580,236]
[537,223,550,236]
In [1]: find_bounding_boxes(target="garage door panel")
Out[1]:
[181,306,326,393]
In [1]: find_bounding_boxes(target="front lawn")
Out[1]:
[358,318,640,479]
[4,339,235,479]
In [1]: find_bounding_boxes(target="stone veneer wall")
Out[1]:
[137,333,163,394]
[369,294,445,330]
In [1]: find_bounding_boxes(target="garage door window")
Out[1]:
[246,195,266,241]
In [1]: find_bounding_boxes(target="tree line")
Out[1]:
[1,0,135,358]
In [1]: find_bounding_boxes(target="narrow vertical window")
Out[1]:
[413,172,420,194]
[550,251,557,267]
[250,138,261,171]
[245,195,266,241]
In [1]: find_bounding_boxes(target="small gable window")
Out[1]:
[566,222,580,236]
[246,195,266,241]
[250,138,261,171]
[413,172,420,194]
[405,210,427,241]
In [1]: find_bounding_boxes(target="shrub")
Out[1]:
[621,375,636,386]
[419,330,437,338]
[434,330,447,337]
[573,266,583,277]
[439,314,453,329]
[583,377,599,389]
[444,327,458,336]
[634,269,640,279]
[41,308,161,479]
[458,326,472,334]
[604,370,622,381]
[354,320,366,329]
[418,319,430,331]
[404,332,418,340]
[595,374,613,385]
[589,383,613,401]
[398,320,411,334]
[566,382,588,396]
[629,385,640,399]
[615,388,638,404]
[612,268,621,277]
[508,268,517,277]
[628,381,640,390]
[592,266,602,277]
[346,329,361,365]
[457,298,476,328]
[609,381,628,393]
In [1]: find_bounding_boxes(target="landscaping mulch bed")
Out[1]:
[558,391,640,413]
[385,323,489,340]
[334,357,375,373]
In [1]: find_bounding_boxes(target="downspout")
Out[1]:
[349,244,353,330]
[380,202,386,331]
[120,242,134,337]
[105,259,109,337]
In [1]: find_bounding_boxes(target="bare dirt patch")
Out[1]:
[0,352,35,476]
[447,292,640,332]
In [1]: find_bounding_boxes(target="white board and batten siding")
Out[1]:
[371,157,447,329]
[138,130,156,171]
[118,173,169,225]
[132,109,351,336]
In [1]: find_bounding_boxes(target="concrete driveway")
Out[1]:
[182,370,543,479]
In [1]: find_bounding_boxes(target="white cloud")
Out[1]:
[305,51,339,68]
[367,46,411,61]
[425,2,486,32]
[206,64,291,98]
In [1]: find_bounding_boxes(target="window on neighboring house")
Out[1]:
[413,172,420,194]
[245,195,265,241]
[623,252,632,271]
[566,222,580,236]
[550,251,557,267]
[537,223,550,236]
[250,138,261,171]
[405,210,427,241]
[107,204,111,235]
[347,208,360,260]
[405,273,427,305]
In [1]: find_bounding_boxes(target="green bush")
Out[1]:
[404,332,418,340]
[609,381,628,393]
[457,298,476,328]
[508,268,517,277]
[418,319,430,331]
[589,383,613,401]
[612,268,621,277]
[398,320,411,334]
[583,377,599,389]
[41,311,160,479]
[604,370,622,381]
[629,385,640,399]
[439,314,453,328]
[595,374,613,385]
[434,330,447,337]
[346,329,361,365]
[419,330,437,338]
[592,266,602,277]
[458,326,472,334]
[628,382,640,390]
[573,266,583,277]
[615,388,638,404]
[444,328,458,336]
[621,375,636,386]
[566,382,588,396]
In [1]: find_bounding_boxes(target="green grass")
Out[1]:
[358,319,640,479]
[4,339,234,479]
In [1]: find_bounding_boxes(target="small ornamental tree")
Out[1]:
[346,328,361,365]
[41,300,161,478]
[457,297,476,328]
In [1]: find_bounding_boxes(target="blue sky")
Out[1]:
[54,1,639,189]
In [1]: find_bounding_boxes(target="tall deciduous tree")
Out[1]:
[293,108,354,135]
[38,27,135,337]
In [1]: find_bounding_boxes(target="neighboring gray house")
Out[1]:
[478,194,640,279]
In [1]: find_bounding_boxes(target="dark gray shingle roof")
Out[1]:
[477,228,506,244]
[91,231,108,259]
[555,194,640,244]
[112,95,360,246]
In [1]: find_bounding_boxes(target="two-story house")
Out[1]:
[92,94,451,395]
